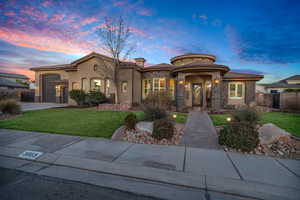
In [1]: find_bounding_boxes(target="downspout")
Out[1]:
[131,68,134,105]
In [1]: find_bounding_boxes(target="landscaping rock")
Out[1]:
[258,123,290,145]
[136,121,153,133]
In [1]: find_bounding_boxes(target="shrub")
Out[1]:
[142,105,168,121]
[0,99,22,115]
[0,91,18,101]
[87,90,106,106]
[152,118,175,140]
[231,106,260,126]
[219,122,259,152]
[143,91,173,110]
[69,90,86,106]
[124,113,138,130]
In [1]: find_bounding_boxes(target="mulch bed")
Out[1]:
[115,123,185,145]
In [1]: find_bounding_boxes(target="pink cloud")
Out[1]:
[137,9,152,16]
[48,13,65,24]
[130,27,146,37]
[0,27,97,55]
[4,11,16,16]
[21,6,48,21]
[113,1,126,7]
[42,1,53,7]
[80,17,98,26]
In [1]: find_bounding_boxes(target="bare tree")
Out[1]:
[96,16,135,104]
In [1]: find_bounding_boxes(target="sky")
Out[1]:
[0,0,300,82]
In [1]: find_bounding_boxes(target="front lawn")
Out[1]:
[0,109,144,138]
[0,109,187,138]
[210,112,300,137]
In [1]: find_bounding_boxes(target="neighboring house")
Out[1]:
[30,52,263,111]
[257,75,300,93]
[0,78,29,89]
[0,72,30,87]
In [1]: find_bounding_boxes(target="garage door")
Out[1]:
[42,74,60,102]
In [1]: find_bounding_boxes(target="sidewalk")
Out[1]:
[0,129,299,200]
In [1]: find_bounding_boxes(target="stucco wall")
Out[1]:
[172,58,214,66]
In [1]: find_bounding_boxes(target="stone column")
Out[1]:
[176,72,185,111]
[211,72,222,112]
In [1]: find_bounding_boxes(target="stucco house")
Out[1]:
[257,75,300,94]
[30,52,263,111]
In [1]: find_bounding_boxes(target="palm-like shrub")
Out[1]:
[124,113,138,130]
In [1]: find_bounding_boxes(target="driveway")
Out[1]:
[0,129,299,200]
[21,102,68,111]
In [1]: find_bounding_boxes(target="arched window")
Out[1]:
[93,64,98,71]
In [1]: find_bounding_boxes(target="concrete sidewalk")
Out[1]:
[0,129,299,200]
[181,111,220,149]
[21,102,68,111]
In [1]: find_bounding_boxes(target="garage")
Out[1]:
[42,74,61,103]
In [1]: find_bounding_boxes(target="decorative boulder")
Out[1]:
[136,121,153,133]
[258,123,291,145]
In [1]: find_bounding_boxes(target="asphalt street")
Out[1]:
[0,167,159,200]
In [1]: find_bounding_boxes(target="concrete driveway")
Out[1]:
[0,129,299,200]
[21,103,68,111]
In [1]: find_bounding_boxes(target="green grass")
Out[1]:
[0,109,187,138]
[209,112,300,137]
[0,109,143,138]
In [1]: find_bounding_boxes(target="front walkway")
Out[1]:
[0,129,299,200]
[21,102,68,111]
[180,111,219,149]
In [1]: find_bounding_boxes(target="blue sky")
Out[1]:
[0,0,299,82]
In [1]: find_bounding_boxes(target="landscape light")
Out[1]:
[226,117,231,122]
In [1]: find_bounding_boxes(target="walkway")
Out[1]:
[180,111,219,149]
[0,129,299,200]
[21,102,68,111]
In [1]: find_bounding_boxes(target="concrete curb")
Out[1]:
[0,152,299,200]
[111,125,125,140]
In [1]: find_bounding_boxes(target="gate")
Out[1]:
[272,93,280,109]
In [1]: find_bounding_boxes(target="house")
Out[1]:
[257,75,300,93]
[0,72,29,89]
[30,52,263,111]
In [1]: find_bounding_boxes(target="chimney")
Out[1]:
[134,58,146,67]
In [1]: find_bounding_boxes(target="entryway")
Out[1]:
[192,83,203,107]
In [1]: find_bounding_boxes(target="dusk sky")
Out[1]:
[0,0,299,82]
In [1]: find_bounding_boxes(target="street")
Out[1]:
[0,167,158,200]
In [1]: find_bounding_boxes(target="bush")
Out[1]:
[124,113,138,130]
[219,122,259,152]
[143,91,173,110]
[142,105,168,121]
[0,99,22,115]
[87,90,106,106]
[0,91,18,101]
[69,90,86,106]
[231,106,260,126]
[152,118,175,140]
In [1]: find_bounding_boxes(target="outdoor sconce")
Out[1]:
[214,79,220,84]
[179,80,184,84]
[172,114,177,118]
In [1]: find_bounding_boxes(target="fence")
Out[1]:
[256,92,300,111]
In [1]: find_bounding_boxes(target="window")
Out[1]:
[229,82,244,98]
[90,78,102,91]
[122,81,128,93]
[93,64,98,71]
[142,78,166,99]
[72,82,80,90]
[169,79,175,100]
[105,79,110,96]
[81,78,88,91]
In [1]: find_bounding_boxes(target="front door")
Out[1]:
[192,83,203,106]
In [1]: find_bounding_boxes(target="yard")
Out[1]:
[210,112,300,137]
[0,109,187,138]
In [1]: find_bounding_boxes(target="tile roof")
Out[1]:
[0,77,29,88]
[0,72,29,79]
[259,75,300,88]
[224,72,264,79]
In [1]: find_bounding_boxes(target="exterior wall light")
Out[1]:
[179,80,184,84]
[214,79,220,84]
[226,117,231,122]
[172,114,177,118]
